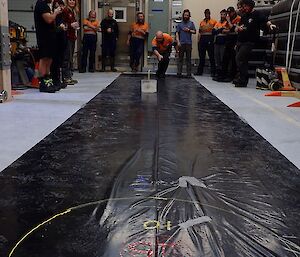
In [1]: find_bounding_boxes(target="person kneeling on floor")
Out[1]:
[152,31,176,79]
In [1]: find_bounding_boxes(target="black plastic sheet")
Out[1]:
[0,75,299,257]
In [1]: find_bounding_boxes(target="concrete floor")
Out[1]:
[0,72,299,172]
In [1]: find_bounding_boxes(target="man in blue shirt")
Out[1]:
[176,9,196,78]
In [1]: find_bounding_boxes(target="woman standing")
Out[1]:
[80,10,100,73]
[51,0,67,90]
[62,0,79,85]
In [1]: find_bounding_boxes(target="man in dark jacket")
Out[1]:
[234,0,276,87]
[100,9,119,72]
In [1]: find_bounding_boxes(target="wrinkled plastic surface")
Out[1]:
[0,75,299,257]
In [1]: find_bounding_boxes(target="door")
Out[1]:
[99,0,142,68]
[147,0,170,51]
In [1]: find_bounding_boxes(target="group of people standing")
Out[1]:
[80,8,119,73]
[34,0,275,93]
[34,0,149,93]
[80,10,149,73]
[152,0,276,87]
[34,0,79,93]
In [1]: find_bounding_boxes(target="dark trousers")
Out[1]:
[197,35,216,74]
[235,42,254,84]
[51,31,67,82]
[81,34,97,72]
[221,40,237,79]
[102,37,117,70]
[156,53,170,76]
[62,39,75,80]
[214,44,225,73]
[129,37,144,69]
[177,44,192,75]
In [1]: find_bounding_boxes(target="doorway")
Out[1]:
[98,0,143,69]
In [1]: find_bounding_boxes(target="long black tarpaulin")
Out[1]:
[0,75,299,257]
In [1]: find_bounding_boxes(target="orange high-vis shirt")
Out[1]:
[214,20,229,30]
[152,33,173,53]
[130,22,149,39]
[199,18,217,33]
[83,19,100,34]
[231,15,241,25]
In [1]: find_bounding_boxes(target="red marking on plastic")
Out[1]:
[120,239,180,257]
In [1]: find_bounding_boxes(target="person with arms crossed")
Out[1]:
[80,10,100,73]
[127,12,149,72]
[196,9,217,76]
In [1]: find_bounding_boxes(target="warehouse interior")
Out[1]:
[0,0,299,257]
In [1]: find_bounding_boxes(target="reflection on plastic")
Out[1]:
[93,75,300,256]
[5,75,300,257]
[95,152,300,257]
[141,93,157,104]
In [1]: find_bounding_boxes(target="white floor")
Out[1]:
[194,75,300,169]
[0,72,119,172]
[0,72,299,172]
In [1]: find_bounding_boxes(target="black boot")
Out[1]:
[39,75,56,93]
[53,79,62,91]
[110,57,117,72]
[100,59,106,72]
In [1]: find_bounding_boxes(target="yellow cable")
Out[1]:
[9,209,72,257]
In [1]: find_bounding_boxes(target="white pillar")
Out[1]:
[0,0,12,102]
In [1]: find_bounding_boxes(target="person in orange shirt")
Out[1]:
[127,12,149,72]
[212,9,229,79]
[196,9,217,76]
[217,7,241,82]
[80,10,100,73]
[152,31,175,78]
